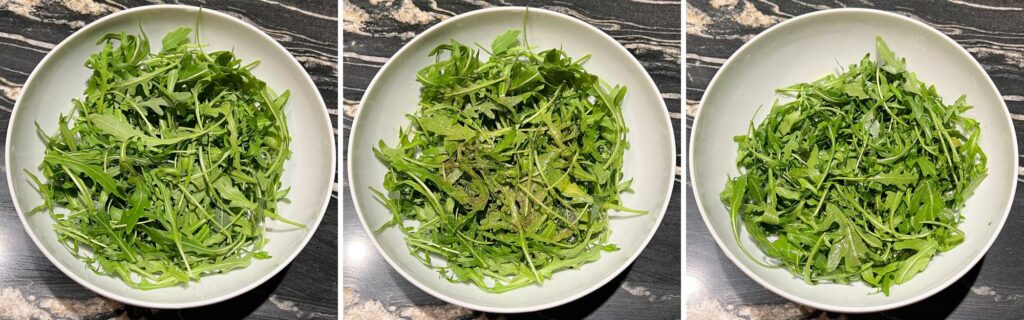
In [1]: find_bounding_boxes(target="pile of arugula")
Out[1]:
[372,27,642,292]
[28,27,297,289]
[722,37,987,295]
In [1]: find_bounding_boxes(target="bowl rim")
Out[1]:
[687,7,1017,313]
[345,6,675,313]
[4,4,336,309]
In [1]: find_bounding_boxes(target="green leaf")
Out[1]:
[490,29,521,55]
[212,176,256,209]
[867,172,919,185]
[778,110,801,135]
[876,36,905,74]
[161,27,191,52]
[417,115,476,140]
[557,179,593,203]
[774,185,801,200]
[88,114,205,146]
[893,239,937,284]
[121,185,150,233]
[43,154,126,200]
[843,82,869,99]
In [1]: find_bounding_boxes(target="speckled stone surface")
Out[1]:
[0,1,338,319]
[687,1,1024,319]
[342,0,682,319]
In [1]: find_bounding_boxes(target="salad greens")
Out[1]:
[27,26,297,289]
[722,37,986,295]
[372,23,642,292]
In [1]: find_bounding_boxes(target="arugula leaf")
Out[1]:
[490,29,521,55]
[416,114,476,140]
[161,27,191,52]
[88,114,207,146]
[43,154,126,200]
[893,239,937,284]
[876,36,905,74]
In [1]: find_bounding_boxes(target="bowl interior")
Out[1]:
[7,5,335,308]
[348,7,674,312]
[690,9,1016,312]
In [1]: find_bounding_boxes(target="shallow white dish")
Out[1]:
[689,8,1016,313]
[6,5,335,308]
[347,7,675,313]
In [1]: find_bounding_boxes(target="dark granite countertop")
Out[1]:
[0,1,338,319]
[686,1,1024,319]
[342,0,681,318]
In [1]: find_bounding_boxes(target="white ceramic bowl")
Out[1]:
[689,8,1016,313]
[6,5,335,308]
[347,7,674,313]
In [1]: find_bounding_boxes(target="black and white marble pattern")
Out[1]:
[342,0,681,318]
[687,1,1024,318]
[0,1,338,319]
